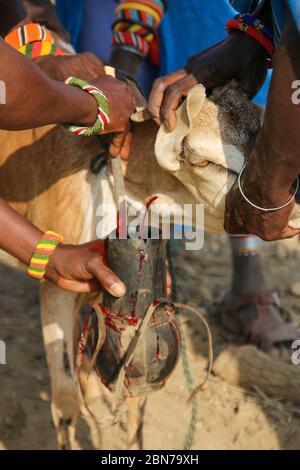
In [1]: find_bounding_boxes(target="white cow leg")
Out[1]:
[40,282,81,449]
[126,397,146,450]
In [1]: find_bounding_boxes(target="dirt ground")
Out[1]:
[1,233,300,450]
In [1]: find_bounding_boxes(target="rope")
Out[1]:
[178,317,199,451]
[166,241,197,450]
[167,241,214,450]
[174,303,213,404]
[111,155,127,205]
[113,301,162,410]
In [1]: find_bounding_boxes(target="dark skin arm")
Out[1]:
[0,38,135,153]
[0,12,135,295]
[0,56,132,295]
[0,37,97,129]
[108,48,143,159]
[148,0,271,130]
[0,199,125,295]
[0,0,135,150]
[225,13,300,240]
[0,40,134,294]
[0,0,106,91]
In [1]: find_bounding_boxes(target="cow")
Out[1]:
[1,79,299,449]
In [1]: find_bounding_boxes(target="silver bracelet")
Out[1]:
[238,161,299,213]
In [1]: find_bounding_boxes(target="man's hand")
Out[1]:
[148,32,268,131]
[224,168,300,241]
[92,75,135,157]
[46,240,126,295]
[109,48,147,160]
[225,13,300,242]
[35,52,105,82]
[0,200,125,296]
[35,57,135,157]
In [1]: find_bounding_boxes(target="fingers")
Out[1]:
[259,227,300,242]
[282,227,300,239]
[78,52,105,80]
[119,131,133,161]
[224,210,248,235]
[89,260,126,297]
[160,74,198,131]
[55,277,102,294]
[109,126,130,157]
[224,220,249,235]
[224,209,300,241]
[148,69,188,126]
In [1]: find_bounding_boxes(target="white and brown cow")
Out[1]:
[1,80,299,449]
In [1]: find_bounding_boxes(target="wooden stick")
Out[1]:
[111,155,126,204]
[214,345,300,404]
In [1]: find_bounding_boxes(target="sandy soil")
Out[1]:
[1,233,300,450]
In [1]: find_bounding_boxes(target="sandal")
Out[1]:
[221,289,300,351]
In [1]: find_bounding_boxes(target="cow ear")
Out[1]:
[186,84,206,124]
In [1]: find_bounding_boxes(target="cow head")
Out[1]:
[132,80,263,232]
[130,80,300,232]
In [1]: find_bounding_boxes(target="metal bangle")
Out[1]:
[238,161,299,213]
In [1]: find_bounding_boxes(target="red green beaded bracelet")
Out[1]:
[64,77,110,137]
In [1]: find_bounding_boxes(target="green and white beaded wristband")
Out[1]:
[64,76,110,137]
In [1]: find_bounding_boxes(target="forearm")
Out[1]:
[0,199,41,265]
[0,39,97,129]
[246,13,300,203]
[184,2,273,99]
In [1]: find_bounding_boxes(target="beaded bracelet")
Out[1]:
[5,23,54,49]
[237,14,274,42]
[28,230,64,281]
[112,31,150,57]
[64,77,110,137]
[18,40,63,59]
[112,0,165,59]
[116,2,162,26]
[119,0,166,17]
[226,14,275,67]
[5,23,63,59]
[112,19,155,41]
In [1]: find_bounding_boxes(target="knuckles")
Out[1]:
[165,83,182,97]
[79,51,102,65]
[152,77,168,92]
